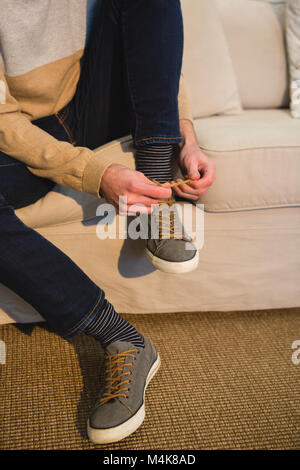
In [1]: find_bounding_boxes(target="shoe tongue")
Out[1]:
[105,340,138,355]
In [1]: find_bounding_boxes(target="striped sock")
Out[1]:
[135,144,174,184]
[84,299,144,348]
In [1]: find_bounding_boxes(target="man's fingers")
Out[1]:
[136,172,172,192]
[184,178,204,190]
[161,182,172,189]
[186,160,201,180]
[176,165,215,191]
[137,173,171,187]
[132,181,172,199]
[127,195,159,207]
[195,168,215,188]
[173,185,199,201]
[174,180,202,195]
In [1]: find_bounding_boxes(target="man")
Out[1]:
[0,0,215,443]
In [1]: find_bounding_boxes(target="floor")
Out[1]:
[0,308,300,450]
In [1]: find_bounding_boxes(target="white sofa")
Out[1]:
[1,0,300,325]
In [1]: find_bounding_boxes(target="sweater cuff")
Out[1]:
[82,136,135,197]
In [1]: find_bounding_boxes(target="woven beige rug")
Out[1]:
[0,309,300,450]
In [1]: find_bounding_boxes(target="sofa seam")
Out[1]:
[200,145,300,153]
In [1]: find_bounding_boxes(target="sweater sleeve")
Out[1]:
[0,66,120,197]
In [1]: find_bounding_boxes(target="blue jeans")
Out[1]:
[0,0,184,339]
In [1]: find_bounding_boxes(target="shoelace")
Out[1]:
[151,179,191,240]
[100,349,139,404]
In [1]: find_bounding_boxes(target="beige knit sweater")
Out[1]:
[0,0,192,197]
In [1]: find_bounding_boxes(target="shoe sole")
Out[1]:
[87,353,161,444]
[145,248,199,274]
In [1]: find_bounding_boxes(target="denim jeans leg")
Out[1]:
[66,0,183,150]
[122,0,184,147]
[0,151,55,210]
[0,197,104,339]
[68,0,133,149]
[0,116,105,340]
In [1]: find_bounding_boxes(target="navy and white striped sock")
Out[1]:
[84,299,144,348]
[135,144,174,184]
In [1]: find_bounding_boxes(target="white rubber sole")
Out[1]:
[145,248,199,274]
[87,354,161,444]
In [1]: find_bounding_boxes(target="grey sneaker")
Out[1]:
[145,197,199,274]
[87,337,160,444]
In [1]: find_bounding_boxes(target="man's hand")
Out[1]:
[100,164,172,214]
[172,143,216,201]
[173,119,216,201]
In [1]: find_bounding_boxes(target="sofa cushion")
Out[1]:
[181,0,242,118]
[247,0,286,29]
[194,109,300,211]
[2,206,300,323]
[217,0,288,109]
